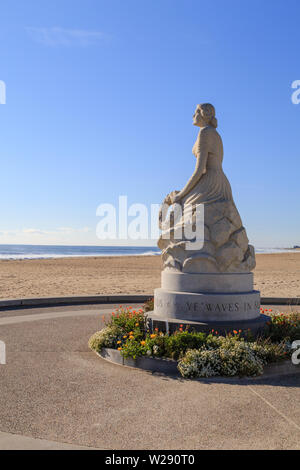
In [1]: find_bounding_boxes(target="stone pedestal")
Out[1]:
[148,271,264,334]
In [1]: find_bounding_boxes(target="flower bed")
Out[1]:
[88,301,300,379]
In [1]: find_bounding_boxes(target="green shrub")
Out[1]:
[88,325,123,352]
[264,312,300,343]
[178,338,265,378]
[110,307,147,334]
[164,330,207,360]
[120,331,168,359]
[120,338,148,360]
[248,337,287,363]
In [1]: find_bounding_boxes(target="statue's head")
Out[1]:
[193,103,218,128]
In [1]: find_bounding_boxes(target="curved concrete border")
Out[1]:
[99,348,178,374]
[0,294,150,309]
[98,348,300,380]
[0,294,299,310]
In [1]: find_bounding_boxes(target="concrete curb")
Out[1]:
[98,348,179,375]
[98,348,300,380]
[0,294,151,309]
[0,294,299,310]
[261,297,300,305]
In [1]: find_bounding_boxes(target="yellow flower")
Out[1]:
[150,334,156,339]
[123,335,127,338]
[135,323,139,327]
[117,347,122,351]
[117,340,121,344]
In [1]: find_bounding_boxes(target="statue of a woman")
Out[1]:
[158,103,256,274]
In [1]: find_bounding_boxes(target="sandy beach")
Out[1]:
[0,252,299,299]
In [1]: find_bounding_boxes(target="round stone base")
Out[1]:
[161,271,254,293]
[153,288,260,322]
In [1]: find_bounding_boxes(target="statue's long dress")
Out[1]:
[183,129,232,206]
[158,127,256,274]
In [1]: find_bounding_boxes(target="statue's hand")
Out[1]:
[164,190,180,205]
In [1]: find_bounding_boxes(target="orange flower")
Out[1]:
[150,334,156,339]
[135,323,139,327]
[117,347,122,351]
[233,330,238,335]
[117,340,121,344]
[179,328,183,332]
[140,341,146,346]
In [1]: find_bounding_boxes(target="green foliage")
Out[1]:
[145,333,168,357]
[120,331,168,359]
[88,307,298,378]
[178,339,263,378]
[264,312,300,343]
[164,330,207,360]
[177,335,288,378]
[88,325,123,352]
[110,306,147,334]
[120,338,148,360]
[248,337,287,363]
[143,297,154,312]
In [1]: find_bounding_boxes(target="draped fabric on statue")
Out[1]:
[158,127,256,274]
[182,167,233,207]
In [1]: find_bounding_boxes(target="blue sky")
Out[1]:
[0,0,299,247]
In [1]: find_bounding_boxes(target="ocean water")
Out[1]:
[0,244,298,260]
[0,244,161,260]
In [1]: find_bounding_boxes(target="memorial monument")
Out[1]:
[149,103,263,332]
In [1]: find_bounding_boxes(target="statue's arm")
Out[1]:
[174,130,209,201]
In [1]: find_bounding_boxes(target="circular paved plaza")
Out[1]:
[0,304,299,450]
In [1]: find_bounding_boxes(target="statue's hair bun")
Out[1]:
[210,116,218,128]
[199,103,218,128]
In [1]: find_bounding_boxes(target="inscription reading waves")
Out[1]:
[156,299,260,313]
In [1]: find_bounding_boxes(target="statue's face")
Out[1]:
[193,106,205,127]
